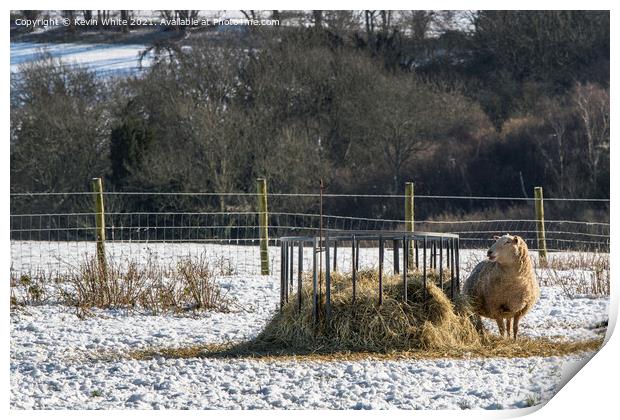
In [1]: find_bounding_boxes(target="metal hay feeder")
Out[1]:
[279,231,460,323]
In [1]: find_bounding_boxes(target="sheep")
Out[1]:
[463,234,540,339]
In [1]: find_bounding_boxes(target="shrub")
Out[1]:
[62,254,229,313]
[10,272,48,307]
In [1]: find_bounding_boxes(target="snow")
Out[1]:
[10,242,609,409]
[10,42,153,77]
[10,351,579,409]
[10,239,603,276]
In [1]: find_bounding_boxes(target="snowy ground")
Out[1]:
[10,42,153,78]
[10,242,610,409]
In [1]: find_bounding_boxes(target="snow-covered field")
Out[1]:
[10,242,610,409]
[10,42,153,77]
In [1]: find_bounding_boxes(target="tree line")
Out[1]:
[10,10,609,221]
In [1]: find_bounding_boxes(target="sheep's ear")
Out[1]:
[493,235,500,240]
[513,236,519,244]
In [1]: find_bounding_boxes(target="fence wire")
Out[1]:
[9,191,610,278]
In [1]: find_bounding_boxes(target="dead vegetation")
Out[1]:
[10,270,51,307]
[538,252,610,298]
[543,252,609,272]
[128,336,603,362]
[64,253,230,313]
[11,253,231,314]
[128,269,603,361]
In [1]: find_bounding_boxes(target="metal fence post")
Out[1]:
[312,237,319,324]
[405,182,414,269]
[352,235,357,303]
[91,177,107,277]
[297,241,303,311]
[378,236,384,305]
[422,236,427,301]
[393,239,399,274]
[534,186,548,265]
[325,235,331,321]
[402,236,408,302]
[257,178,270,275]
[279,242,285,309]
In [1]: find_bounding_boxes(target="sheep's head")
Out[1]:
[487,234,523,264]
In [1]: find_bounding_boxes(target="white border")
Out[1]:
[4,2,616,419]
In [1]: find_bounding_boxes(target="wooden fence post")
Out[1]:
[91,177,107,276]
[257,178,270,275]
[405,182,414,269]
[534,186,548,265]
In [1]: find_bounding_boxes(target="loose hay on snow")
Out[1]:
[127,268,604,361]
[256,269,482,353]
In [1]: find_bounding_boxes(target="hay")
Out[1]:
[129,337,603,361]
[256,269,482,353]
[125,268,604,361]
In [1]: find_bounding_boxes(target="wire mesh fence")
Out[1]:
[10,190,610,278]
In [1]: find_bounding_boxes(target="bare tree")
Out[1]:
[534,98,572,196]
[402,10,436,41]
[312,10,323,29]
[379,10,392,35]
[11,55,110,199]
[364,10,377,36]
[120,10,130,33]
[322,10,361,34]
[240,10,257,21]
[572,82,610,189]
[62,10,75,32]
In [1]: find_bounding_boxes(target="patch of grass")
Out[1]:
[458,401,472,410]
[524,394,540,407]
[90,390,103,398]
[10,271,50,307]
[59,253,230,313]
[11,253,232,315]
[545,252,609,272]
[127,336,603,362]
[213,256,237,276]
[539,253,610,298]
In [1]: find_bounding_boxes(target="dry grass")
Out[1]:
[544,252,609,272]
[129,336,603,362]
[22,253,232,314]
[538,252,610,298]
[213,256,237,276]
[10,271,51,307]
[127,268,603,362]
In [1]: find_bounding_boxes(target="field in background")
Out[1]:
[10,41,153,78]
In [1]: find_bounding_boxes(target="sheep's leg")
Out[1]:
[513,315,520,339]
[505,318,512,338]
[472,314,485,333]
[495,318,505,337]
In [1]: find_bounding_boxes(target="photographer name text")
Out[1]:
[14,17,280,28]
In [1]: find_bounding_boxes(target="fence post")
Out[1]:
[534,186,548,265]
[405,182,414,269]
[257,178,270,275]
[91,177,107,276]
